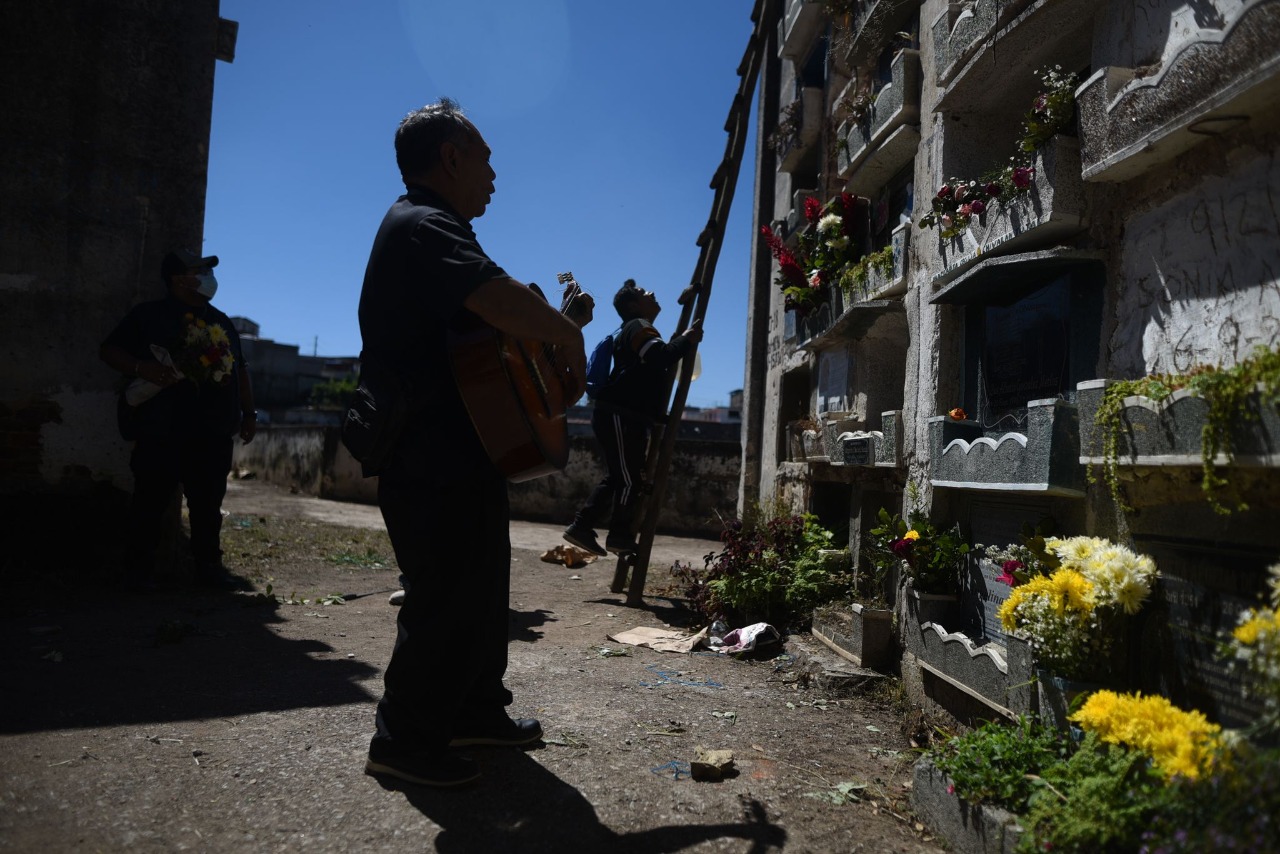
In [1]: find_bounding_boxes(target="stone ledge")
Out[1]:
[911,757,1025,854]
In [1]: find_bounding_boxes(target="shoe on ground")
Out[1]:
[605,536,638,556]
[388,589,405,606]
[449,715,543,748]
[562,525,607,557]
[365,746,480,788]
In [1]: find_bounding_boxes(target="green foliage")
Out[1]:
[326,547,387,569]
[309,376,358,409]
[865,507,970,594]
[837,244,895,302]
[1090,345,1280,514]
[931,716,1070,812]
[1018,733,1169,854]
[675,511,852,629]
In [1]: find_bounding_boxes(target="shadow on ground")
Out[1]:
[0,586,377,734]
[380,748,788,853]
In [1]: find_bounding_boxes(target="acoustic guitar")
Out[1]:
[448,272,592,482]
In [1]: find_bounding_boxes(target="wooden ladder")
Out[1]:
[611,0,776,604]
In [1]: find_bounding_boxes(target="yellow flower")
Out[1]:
[1049,569,1093,615]
[1234,614,1272,645]
[196,318,206,329]
[903,530,921,541]
[208,325,229,345]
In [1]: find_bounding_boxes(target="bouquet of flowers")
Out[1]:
[1224,562,1280,735]
[173,312,235,385]
[761,193,865,316]
[1070,690,1223,780]
[998,536,1159,681]
[866,507,970,595]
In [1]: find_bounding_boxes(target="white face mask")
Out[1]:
[195,273,218,299]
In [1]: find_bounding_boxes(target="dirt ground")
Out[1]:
[0,479,946,853]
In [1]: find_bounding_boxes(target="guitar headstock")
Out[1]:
[556,271,594,325]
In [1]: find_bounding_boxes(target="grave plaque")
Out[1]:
[1134,538,1266,728]
[982,277,1069,415]
[965,500,1054,645]
[842,436,873,466]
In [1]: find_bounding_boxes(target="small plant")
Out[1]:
[836,243,895,301]
[675,510,852,629]
[918,66,1075,239]
[1019,731,1170,853]
[765,98,804,153]
[930,716,1070,812]
[1090,345,1280,514]
[865,507,970,595]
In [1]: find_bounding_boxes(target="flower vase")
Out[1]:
[1036,669,1105,733]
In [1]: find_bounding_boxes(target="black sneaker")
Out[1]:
[449,716,543,748]
[364,746,480,787]
[605,536,638,556]
[563,525,607,557]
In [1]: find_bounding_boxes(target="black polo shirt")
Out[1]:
[102,295,246,439]
[357,185,508,478]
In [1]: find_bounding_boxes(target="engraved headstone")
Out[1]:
[1132,538,1265,728]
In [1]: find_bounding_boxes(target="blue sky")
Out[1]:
[205,1,759,408]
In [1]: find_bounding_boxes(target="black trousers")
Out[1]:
[372,466,513,753]
[127,433,234,576]
[573,406,650,541]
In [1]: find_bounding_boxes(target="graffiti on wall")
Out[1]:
[1114,153,1280,376]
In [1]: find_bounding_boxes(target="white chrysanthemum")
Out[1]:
[1136,554,1158,582]
[825,236,849,251]
[817,213,843,234]
[1059,536,1097,565]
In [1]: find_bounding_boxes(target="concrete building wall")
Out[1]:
[744,0,1280,727]
[234,426,741,538]
[0,1,226,499]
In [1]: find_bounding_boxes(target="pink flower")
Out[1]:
[958,203,972,217]
[947,784,955,795]
[969,199,986,215]
[1033,94,1048,113]
[809,271,824,289]
[1012,166,1035,189]
[940,214,953,228]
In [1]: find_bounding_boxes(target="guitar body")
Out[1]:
[448,301,574,483]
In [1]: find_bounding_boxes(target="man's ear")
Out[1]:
[440,140,460,176]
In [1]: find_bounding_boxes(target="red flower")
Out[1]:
[985,182,1002,197]
[937,184,953,200]
[890,538,914,559]
[969,199,986,215]
[997,560,1024,586]
[803,196,823,224]
[1033,94,1048,113]
[1012,166,1035,189]
[948,407,967,421]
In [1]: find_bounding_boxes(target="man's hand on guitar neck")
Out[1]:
[465,277,588,403]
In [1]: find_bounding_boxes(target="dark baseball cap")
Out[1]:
[161,248,219,281]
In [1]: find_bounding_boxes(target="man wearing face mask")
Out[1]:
[100,248,257,590]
